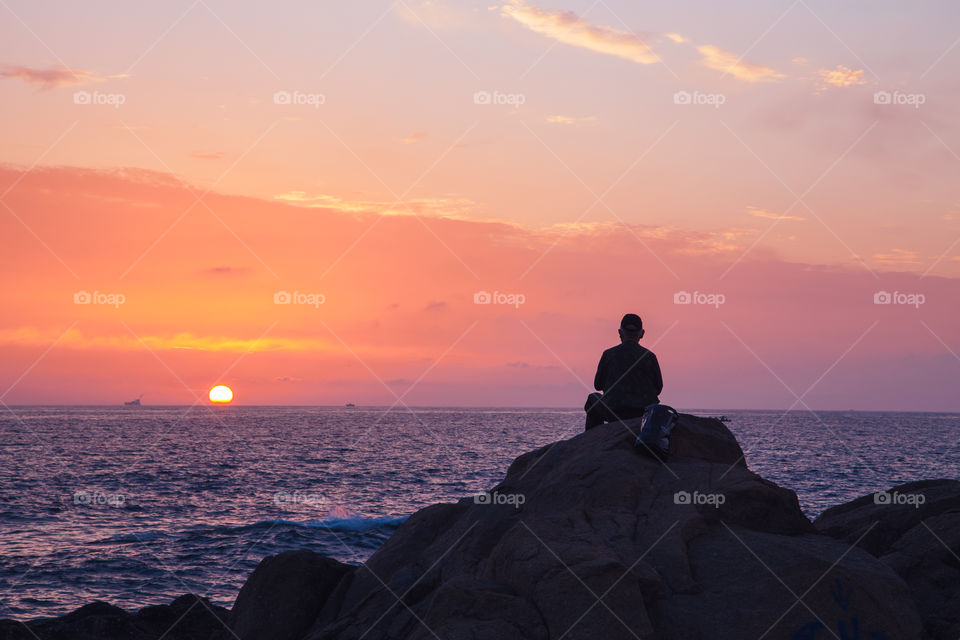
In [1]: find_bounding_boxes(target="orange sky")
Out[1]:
[1,1,959,408]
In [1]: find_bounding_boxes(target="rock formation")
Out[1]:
[292,415,923,640]
[0,594,227,640]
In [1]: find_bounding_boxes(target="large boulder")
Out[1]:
[814,479,960,555]
[815,479,960,640]
[302,414,923,640]
[226,550,355,640]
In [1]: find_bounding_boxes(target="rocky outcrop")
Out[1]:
[297,414,922,640]
[0,594,228,640]
[815,479,960,640]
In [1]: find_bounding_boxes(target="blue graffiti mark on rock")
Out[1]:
[832,578,853,611]
[792,581,894,640]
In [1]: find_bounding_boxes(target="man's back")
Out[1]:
[594,342,663,411]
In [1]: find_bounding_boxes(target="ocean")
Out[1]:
[1,406,957,619]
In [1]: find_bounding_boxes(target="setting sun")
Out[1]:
[208,385,233,404]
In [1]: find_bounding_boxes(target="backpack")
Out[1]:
[634,404,679,461]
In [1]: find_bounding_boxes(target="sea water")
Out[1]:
[1,406,956,618]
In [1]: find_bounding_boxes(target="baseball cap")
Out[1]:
[620,313,643,332]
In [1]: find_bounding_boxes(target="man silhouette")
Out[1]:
[585,313,663,430]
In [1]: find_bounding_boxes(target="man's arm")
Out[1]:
[650,353,663,396]
[593,352,606,391]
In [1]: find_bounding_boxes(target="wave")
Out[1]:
[85,515,407,547]
[88,530,169,545]
[255,514,408,533]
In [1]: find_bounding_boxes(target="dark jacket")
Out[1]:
[593,342,663,411]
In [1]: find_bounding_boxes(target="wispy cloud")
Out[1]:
[0,64,126,89]
[403,131,427,144]
[188,151,227,161]
[274,191,476,218]
[500,0,659,64]
[696,45,785,82]
[498,2,786,83]
[506,361,560,370]
[874,249,921,266]
[545,114,597,126]
[203,266,249,276]
[0,327,336,353]
[746,205,805,221]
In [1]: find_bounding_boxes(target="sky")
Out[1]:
[1,0,959,409]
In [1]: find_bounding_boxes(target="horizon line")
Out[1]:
[4,404,958,414]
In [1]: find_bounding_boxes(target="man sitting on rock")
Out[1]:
[585,313,663,430]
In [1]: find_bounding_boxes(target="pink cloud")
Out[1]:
[0,65,109,89]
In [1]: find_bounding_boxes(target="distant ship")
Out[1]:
[345,403,356,407]
[124,395,143,406]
